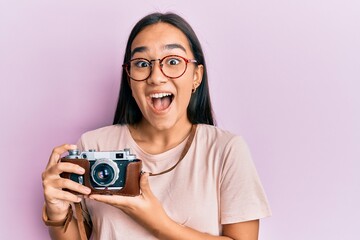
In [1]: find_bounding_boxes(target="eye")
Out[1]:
[132,59,151,68]
[165,57,182,66]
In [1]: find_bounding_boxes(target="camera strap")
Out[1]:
[74,202,88,240]
[149,124,197,177]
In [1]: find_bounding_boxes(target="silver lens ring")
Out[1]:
[91,158,120,187]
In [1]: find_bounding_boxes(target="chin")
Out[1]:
[150,121,177,131]
[148,117,189,132]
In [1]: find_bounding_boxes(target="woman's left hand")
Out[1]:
[88,173,170,236]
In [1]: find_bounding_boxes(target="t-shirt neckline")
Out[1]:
[124,125,190,163]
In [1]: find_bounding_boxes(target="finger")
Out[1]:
[53,178,91,195]
[42,162,85,183]
[43,176,91,196]
[139,172,154,198]
[89,194,131,206]
[47,144,77,168]
[50,162,85,176]
[45,187,82,203]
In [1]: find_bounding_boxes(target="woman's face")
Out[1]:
[129,23,203,131]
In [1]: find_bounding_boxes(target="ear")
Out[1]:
[193,64,203,89]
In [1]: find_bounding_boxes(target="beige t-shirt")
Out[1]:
[77,124,271,240]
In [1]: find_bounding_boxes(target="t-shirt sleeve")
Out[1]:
[76,137,84,152]
[220,136,271,224]
[76,133,97,152]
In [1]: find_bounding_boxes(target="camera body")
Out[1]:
[60,149,142,196]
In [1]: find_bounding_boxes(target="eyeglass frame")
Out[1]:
[122,54,198,81]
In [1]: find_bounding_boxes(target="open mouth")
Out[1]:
[149,92,174,111]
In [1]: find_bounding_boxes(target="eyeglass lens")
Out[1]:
[127,55,188,81]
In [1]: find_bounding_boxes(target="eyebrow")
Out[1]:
[163,43,187,53]
[130,43,187,58]
[131,46,148,58]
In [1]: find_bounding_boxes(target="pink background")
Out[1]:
[1,0,359,239]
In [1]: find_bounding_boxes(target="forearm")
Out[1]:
[48,216,82,240]
[152,219,232,240]
[44,204,83,240]
[152,217,259,240]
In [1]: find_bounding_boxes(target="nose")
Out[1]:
[146,59,168,85]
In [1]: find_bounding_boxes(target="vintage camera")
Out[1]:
[60,149,142,196]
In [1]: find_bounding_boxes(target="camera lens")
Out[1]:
[93,164,114,185]
[91,159,119,187]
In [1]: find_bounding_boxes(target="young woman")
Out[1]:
[42,12,271,240]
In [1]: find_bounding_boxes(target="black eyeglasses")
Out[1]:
[122,55,198,81]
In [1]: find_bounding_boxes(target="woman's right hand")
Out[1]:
[42,144,91,221]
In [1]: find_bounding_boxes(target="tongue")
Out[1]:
[153,96,171,111]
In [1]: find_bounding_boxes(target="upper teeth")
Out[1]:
[150,93,172,98]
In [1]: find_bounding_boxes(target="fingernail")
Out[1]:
[70,145,77,149]
[78,167,85,174]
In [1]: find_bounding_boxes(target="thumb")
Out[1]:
[47,144,77,168]
[139,172,153,197]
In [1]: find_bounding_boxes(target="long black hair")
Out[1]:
[113,12,215,126]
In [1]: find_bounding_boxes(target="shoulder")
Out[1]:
[77,124,128,150]
[81,124,125,139]
[195,124,252,167]
[196,124,247,149]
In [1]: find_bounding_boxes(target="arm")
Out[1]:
[155,219,259,240]
[47,216,81,240]
[222,220,259,240]
[89,173,260,240]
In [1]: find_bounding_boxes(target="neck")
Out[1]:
[129,119,193,155]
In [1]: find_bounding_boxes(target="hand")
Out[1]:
[89,173,170,236]
[42,144,91,220]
